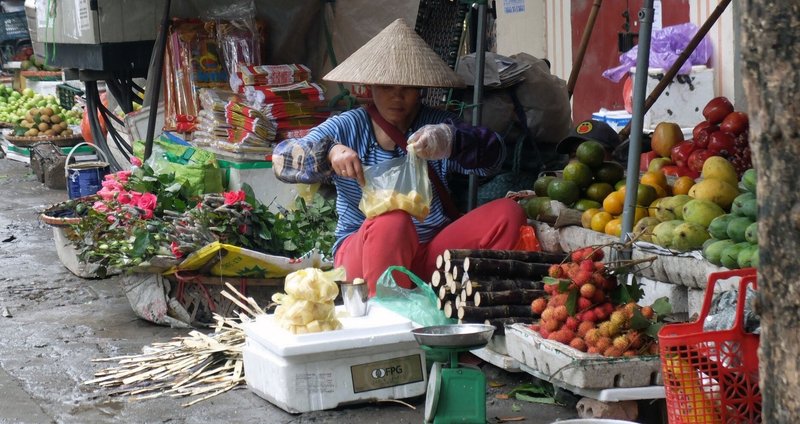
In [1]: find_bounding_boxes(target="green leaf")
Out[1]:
[515,393,557,405]
[511,403,521,412]
[131,231,151,258]
[165,182,183,193]
[566,288,578,316]
[651,296,672,317]
[629,308,651,330]
[646,322,665,338]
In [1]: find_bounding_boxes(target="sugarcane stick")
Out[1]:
[458,305,536,321]
[448,279,462,295]
[437,297,446,310]
[450,265,460,282]
[484,317,537,335]
[444,249,567,264]
[431,270,443,288]
[444,301,455,319]
[460,289,469,303]
[445,259,465,274]
[474,289,545,307]
[463,257,550,278]
[466,279,544,297]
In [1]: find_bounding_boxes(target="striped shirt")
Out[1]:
[272,105,505,256]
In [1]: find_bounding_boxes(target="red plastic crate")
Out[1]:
[658,269,761,423]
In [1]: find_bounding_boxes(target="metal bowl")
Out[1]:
[411,324,495,348]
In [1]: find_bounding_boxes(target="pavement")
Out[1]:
[0,154,607,423]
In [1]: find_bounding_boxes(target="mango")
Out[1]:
[741,168,757,193]
[721,242,751,269]
[652,220,684,248]
[738,243,758,269]
[671,222,710,252]
[745,221,758,244]
[708,214,734,240]
[731,192,757,219]
[655,195,692,222]
[727,216,754,243]
[633,217,661,243]
[688,178,739,210]
[703,239,736,266]
[701,156,739,187]
[682,199,725,227]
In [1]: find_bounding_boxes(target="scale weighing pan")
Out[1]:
[411,324,495,349]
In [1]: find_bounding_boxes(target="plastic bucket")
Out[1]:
[65,142,110,199]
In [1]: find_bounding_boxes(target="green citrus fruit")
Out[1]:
[562,161,594,189]
[574,199,602,212]
[636,183,658,207]
[575,140,606,169]
[533,175,556,197]
[595,161,625,185]
[547,178,581,206]
[585,182,614,203]
[524,196,552,219]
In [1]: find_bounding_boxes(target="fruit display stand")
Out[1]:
[505,323,665,402]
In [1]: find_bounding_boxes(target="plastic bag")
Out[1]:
[359,151,432,221]
[602,23,714,83]
[372,266,455,327]
[133,138,224,197]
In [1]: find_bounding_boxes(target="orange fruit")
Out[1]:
[602,191,625,215]
[653,184,669,198]
[672,176,696,195]
[581,208,601,228]
[591,211,613,233]
[634,206,649,224]
[605,218,623,237]
[640,171,668,190]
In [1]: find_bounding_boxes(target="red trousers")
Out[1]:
[334,198,526,297]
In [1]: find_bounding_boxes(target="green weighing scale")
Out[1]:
[411,324,495,424]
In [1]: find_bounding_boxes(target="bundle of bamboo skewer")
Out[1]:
[83,283,266,407]
[429,249,567,334]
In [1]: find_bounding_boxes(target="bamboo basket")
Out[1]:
[6,133,83,148]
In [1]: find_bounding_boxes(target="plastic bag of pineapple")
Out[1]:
[272,267,346,334]
[359,151,432,221]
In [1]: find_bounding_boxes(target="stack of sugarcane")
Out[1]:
[428,249,567,334]
[83,284,265,407]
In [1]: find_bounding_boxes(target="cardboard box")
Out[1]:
[29,0,160,44]
[243,305,427,413]
[217,158,299,211]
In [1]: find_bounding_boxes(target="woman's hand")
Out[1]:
[407,124,454,160]
[328,144,365,186]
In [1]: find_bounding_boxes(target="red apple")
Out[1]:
[639,150,660,172]
[703,97,734,124]
[662,165,700,179]
[720,112,749,136]
[670,141,697,168]
[688,149,716,173]
[707,131,737,156]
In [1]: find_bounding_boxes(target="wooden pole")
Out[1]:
[567,0,603,98]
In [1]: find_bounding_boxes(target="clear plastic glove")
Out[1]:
[407,124,454,160]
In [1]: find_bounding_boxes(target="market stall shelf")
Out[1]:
[505,324,663,392]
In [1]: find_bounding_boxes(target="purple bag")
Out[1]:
[602,23,713,83]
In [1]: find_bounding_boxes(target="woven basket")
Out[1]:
[6,133,84,148]
[39,195,98,226]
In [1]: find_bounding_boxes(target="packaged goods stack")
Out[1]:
[235,64,330,143]
[195,89,276,156]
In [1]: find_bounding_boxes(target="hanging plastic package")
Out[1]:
[359,150,432,221]
[602,23,714,83]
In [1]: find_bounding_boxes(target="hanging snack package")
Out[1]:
[359,151,432,221]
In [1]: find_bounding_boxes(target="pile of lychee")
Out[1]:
[529,246,660,357]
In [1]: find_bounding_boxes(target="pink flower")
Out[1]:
[104,174,117,181]
[116,170,131,182]
[142,208,154,220]
[101,179,123,191]
[130,157,143,167]
[106,215,117,223]
[92,201,110,213]
[170,241,184,259]
[117,192,133,205]
[130,191,143,206]
[238,224,248,234]
[223,190,246,205]
[97,188,115,201]
[137,192,158,211]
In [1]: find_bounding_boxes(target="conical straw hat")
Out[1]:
[324,18,465,88]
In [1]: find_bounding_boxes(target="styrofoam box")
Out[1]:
[505,324,662,390]
[217,158,299,212]
[630,65,714,131]
[243,305,427,413]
